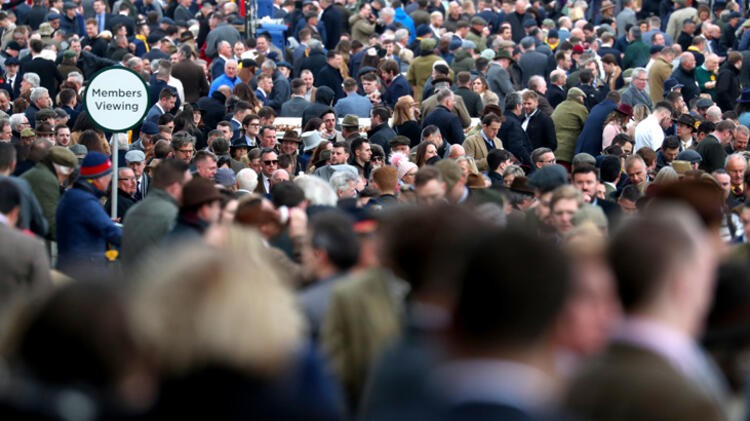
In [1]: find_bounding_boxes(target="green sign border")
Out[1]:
[83,66,150,133]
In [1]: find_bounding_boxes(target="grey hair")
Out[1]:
[329,171,357,194]
[67,72,83,84]
[30,86,48,103]
[294,174,337,206]
[224,59,237,70]
[394,28,409,42]
[23,72,40,88]
[9,113,27,131]
[504,91,522,111]
[381,7,394,18]
[126,57,143,70]
[236,168,259,192]
[528,75,546,91]
[725,153,748,168]
[261,59,276,71]
[631,67,647,79]
[436,88,454,104]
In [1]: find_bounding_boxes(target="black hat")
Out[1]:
[673,113,697,131]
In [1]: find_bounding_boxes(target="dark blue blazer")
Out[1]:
[575,98,617,156]
[422,105,464,145]
[384,74,412,109]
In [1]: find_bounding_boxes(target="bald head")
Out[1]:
[679,52,695,70]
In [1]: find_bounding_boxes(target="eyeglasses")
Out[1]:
[177,148,194,154]
[263,159,278,165]
[372,156,384,162]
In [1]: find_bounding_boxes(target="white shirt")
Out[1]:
[168,75,185,107]
[634,114,665,152]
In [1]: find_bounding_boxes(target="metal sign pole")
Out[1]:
[111,133,118,220]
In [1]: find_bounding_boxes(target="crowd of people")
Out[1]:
[3,0,750,418]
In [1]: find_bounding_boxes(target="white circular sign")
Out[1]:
[84,67,150,132]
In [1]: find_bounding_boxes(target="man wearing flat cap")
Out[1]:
[56,152,122,277]
[407,37,441,104]
[551,88,589,167]
[125,150,148,200]
[130,121,159,158]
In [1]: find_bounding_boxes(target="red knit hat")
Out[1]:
[79,152,112,179]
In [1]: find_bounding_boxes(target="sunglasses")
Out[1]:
[263,159,278,165]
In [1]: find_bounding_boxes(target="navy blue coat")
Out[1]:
[422,105,464,145]
[56,179,122,276]
[499,111,532,169]
[383,74,412,109]
[574,98,617,156]
[321,4,343,51]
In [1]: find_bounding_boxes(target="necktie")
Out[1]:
[98,14,104,32]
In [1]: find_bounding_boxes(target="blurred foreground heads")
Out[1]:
[0,226,342,420]
[564,204,727,420]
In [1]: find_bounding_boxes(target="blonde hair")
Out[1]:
[393,95,416,125]
[129,227,304,377]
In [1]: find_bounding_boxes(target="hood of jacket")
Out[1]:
[315,86,335,105]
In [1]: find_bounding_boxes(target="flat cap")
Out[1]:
[49,146,78,167]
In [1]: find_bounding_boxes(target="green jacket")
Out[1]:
[694,65,717,100]
[349,14,375,45]
[465,31,487,52]
[121,188,178,269]
[321,268,405,409]
[407,53,442,104]
[622,40,649,70]
[451,49,475,75]
[21,161,61,241]
[551,99,588,163]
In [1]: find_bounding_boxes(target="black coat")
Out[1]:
[107,13,136,37]
[671,65,700,105]
[297,50,327,80]
[547,84,566,109]
[499,111,532,169]
[197,91,228,132]
[422,105,464,145]
[20,57,63,100]
[367,123,397,155]
[716,63,741,112]
[453,86,483,117]
[301,86,335,128]
[81,36,109,58]
[394,120,421,147]
[105,189,136,221]
[315,63,344,101]
[525,110,557,151]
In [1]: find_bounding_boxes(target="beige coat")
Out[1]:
[463,131,503,171]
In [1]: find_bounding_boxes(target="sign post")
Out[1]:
[83,67,149,220]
